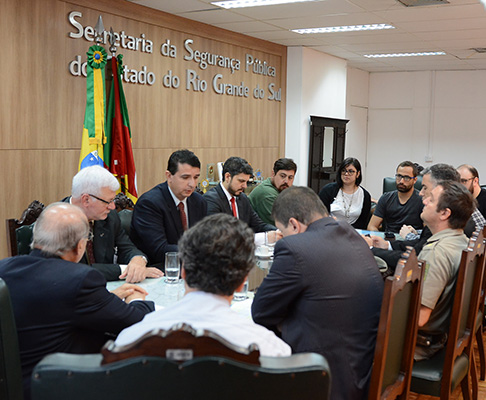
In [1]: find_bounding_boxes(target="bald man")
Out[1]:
[0,203,154,400]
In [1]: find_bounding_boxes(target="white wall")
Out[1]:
[286,51,486,199]
[285,47,347,185]
[366,70,486,199]
[346,67,370,189]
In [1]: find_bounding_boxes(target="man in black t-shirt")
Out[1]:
[368,161,423,233]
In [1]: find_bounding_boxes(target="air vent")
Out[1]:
[471,48,486,53]
[397,0,449,6]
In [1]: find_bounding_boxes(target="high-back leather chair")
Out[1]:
[32,324,331,400]
[411,228,486,399]
[0,278,23,400]
[368,247,425,400]
[6,200,45,256]
[117,209,133,236]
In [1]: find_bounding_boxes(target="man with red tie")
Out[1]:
[204,156,279,245]
[130,149,207,266]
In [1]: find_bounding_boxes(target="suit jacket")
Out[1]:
[204,184,275,232]
[62,197,145,281]
[252,218,384,400]
[130,182,207,265]
[0,249,154,400]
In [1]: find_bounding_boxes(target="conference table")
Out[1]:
[106,277,254,319]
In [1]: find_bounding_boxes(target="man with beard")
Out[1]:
[249,158,297,225]
[457,164,486,220]
[368,160,423,233]
[204,156,280,244]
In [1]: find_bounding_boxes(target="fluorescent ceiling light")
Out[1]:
[292,24,395,34]
[212,0,321,8]
[364,51,446,58]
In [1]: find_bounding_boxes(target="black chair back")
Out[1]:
[0,278,23,400]
[368,248,425,400]
[117,209,132,236]
[32,352,331,400]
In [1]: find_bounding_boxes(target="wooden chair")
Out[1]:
[368,247,425,400]
[471,228,486,382]
[411,228,486,400]
[101,323,261,366]
[32,324,331,400]
[6,200,45,256]
[0,278,23,400]
[114,192,134,212]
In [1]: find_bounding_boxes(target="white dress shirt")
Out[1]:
[115,291,291,357]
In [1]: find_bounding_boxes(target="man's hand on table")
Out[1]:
[111,283,148,302]
[371,236,389,249]
[119,256,164,283]
[399,224,417,239]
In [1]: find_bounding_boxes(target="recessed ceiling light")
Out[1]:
[364,51,446,58]
[292,24,395,34]
[211,0,322,9]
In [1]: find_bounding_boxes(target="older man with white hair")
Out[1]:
[66,166,163,282]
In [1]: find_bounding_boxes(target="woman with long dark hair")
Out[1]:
[318,157,371,229]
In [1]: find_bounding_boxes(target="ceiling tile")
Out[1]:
[127,0,486,72]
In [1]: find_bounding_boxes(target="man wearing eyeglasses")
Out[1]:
[367,160,423,233]
[67,166,163,283]
[457,164,486,220]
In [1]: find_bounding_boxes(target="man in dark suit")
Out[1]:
[204,156,279,244]
[130,149,207,266]
[0,203,155,400]
[68,166,162,282]
[252,186,384,400]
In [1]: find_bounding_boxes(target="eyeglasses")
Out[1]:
[89,194,115,205]
[86,231,94,241]
[460,177,474,184]
[395,174,415,182]
[342,169,357,176]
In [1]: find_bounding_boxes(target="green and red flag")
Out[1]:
[105,54,138,202]
[79,45,108,169]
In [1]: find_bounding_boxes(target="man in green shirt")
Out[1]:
[415,181,474,360]
[249,158,297,225]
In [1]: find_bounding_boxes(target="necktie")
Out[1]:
[230,197,237,218]
[86,221,96,265]
[178,202,188,231]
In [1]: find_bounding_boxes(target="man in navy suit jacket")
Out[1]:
[0,203,155,400]
[130,149,207,266]
[252,187,383,400]
[204,156,278,244]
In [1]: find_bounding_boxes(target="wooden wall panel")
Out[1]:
[0,0,286,259]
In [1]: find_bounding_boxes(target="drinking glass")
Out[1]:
[233,279,248,301]
[165,252,180,284]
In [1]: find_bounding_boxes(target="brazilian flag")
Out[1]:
[79,45,108,169]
